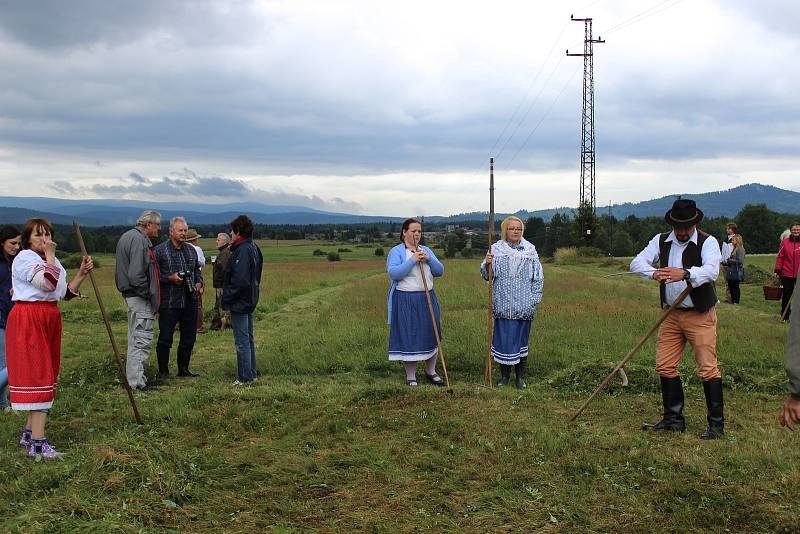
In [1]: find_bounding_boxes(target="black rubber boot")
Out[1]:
[515,358,527,389]
[700,378,724,440]
[497,365,512,387]
[157,349,170,377]
[642,376,686,432]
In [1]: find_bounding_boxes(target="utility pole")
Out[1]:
[567,15,604,246]
[608,201,613,256]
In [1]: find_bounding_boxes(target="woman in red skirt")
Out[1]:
[7,218,92,459]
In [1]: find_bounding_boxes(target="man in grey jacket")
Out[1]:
[115,210,161,391]
[780,274,800,429]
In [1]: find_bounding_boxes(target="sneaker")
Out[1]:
[233,380,244,386]
[19,430,31,448]
[28,439,66,460]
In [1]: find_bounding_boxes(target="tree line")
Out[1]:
[11,202,796,257]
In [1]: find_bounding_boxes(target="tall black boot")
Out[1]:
[700,378,724,440]
[515,358,527,389]
[497,364,512,387]
[156,348,170,377]
[642,376,686,432]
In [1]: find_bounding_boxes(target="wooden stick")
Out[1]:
[569,285,692,422]
[485,157,495,387]
[73,221,143,425]
[417,258,451,390]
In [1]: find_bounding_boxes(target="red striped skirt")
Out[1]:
[6,301,62,410]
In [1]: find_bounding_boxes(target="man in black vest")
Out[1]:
[630,199,724,439]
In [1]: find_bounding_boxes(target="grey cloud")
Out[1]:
[0,0,263,50]
[51,171,363,213]
[50,180,77,194]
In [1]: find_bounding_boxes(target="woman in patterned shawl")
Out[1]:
[481,216,544,389]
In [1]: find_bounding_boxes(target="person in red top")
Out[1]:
[775,223,800,321]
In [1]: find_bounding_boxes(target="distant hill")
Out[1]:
[0,183,796,226]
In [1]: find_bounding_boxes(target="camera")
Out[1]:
[177,270,196,294]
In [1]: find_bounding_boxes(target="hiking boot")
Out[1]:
[28,439,66,460]
[19,430,31,448]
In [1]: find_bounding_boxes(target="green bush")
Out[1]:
[460,248,475,259]
[312,249,326,256]
[374,247,385,257]
[61,253,101,269]
[577,246,605,257]
[338,248,352,253]
[327,252,341,262]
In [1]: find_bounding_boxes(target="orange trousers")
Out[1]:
[655,307,720,381]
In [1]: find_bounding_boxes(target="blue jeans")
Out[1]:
[0,328,8,408]
[231,312,257,382]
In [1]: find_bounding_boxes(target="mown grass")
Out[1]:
[0,249,798,532]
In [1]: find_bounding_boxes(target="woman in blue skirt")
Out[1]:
[387,218,445,386]
[481,216,544,388]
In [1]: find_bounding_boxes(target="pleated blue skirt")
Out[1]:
[388,290,442,361]
[491,318,531,365]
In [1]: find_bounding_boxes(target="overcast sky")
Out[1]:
[0,0,798,216]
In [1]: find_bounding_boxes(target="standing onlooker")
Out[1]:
[211,232,232,330]
[386,218,446,386]
[719,222,737,303]
[481,216,544,389]
[222,216,263,384]
[775,222,800,321]
[724,234,746,305]
[186,229,207,333]
[153,217,204,378]
[7,218,92,458]
[630,199,724,439]
[779,280,800,429]
[0,225,21,411]
[114,210,161,391]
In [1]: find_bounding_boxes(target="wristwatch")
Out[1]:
[683,269,692,284]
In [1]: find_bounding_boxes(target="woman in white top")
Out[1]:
[386,218,445,386]
[6,218,92,459]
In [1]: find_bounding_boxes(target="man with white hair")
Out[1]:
[115,210,161,391]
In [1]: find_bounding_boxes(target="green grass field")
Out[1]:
[0,243,797,532]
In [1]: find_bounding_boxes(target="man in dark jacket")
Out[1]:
[222,215,263,385]
[153,217,204,378]
[211,232,232,330]
[630,199,724,439]
[115,210,161,390]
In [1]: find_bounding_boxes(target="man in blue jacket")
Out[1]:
[222,215,264,385]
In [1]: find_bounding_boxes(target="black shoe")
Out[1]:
[158,370,170,378]
[643,376,686,432]
[177,369,199,378]
[515,358,527,389]
[136,384,159,392]
[497,364,512,387]
[700,378,724,440]
[425,373,445,387]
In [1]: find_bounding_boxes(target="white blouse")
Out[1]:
[396,249,434,292]
[12,249,69,302]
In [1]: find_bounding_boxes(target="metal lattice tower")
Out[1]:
[567,15,604,214]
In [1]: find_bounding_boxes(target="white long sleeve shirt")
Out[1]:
[630,230,721,308]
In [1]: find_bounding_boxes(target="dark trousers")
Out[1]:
[781,277,796,320]
[727,280,740,304]
[156,305,198,373]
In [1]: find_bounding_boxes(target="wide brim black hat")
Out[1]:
[664,198,704,228]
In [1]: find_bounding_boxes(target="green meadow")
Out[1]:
[0,242,797,532]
